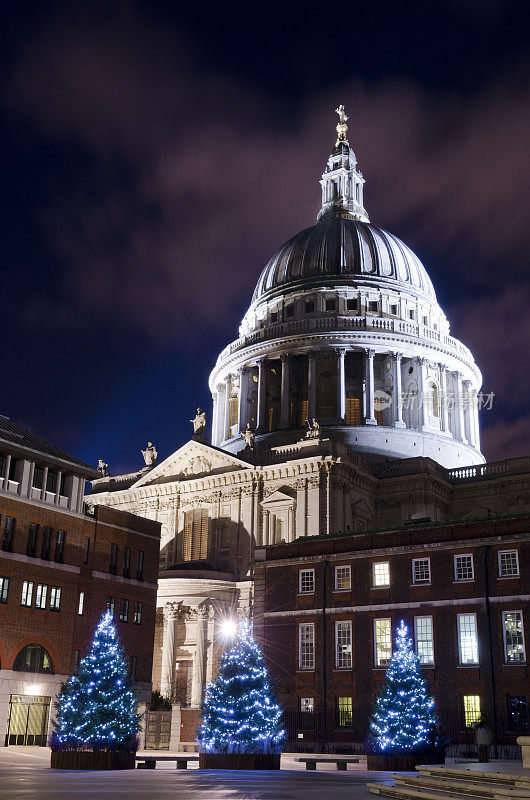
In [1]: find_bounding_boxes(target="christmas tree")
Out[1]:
[197,620,286,754]
[370,620,437,753]
[51,611,140,751]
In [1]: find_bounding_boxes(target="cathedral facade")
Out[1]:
[86,108,526,747]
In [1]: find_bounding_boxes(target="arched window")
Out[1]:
[430,383,440,417]
[13,644,53,674]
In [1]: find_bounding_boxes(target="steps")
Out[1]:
[368,765,530,800]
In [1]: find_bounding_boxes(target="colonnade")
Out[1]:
[160,602,216,707]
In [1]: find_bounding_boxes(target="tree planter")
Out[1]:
[367,751,444,772]
[51,750,136,770]
[199,752,281,770]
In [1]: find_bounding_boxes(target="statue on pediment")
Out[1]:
[141,441,158,467]
[97,459,109,477]
[191,407,206,438]
[242,422,255,450]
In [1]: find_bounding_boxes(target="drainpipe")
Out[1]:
[322,560,329,752]
[484,545,499,758]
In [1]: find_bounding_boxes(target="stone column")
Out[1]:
[191,607,207,708]
[237,367,246,434]
[205,606,216,685]
[256,358,267,433]
[287,507,294,542]
[439,364,450,433]
[336,348,346,421]
[263,510,270,546]
[211,391,219,445]
[161,605,178,700]
[215,383,224,446]
[279,354,290,429]
[40,466,49,501]
[2,454,11,490]
[307,353,317,419]
[455,372,468,443]
[463,380,474,446]
[364,349,377,425]
[417,357,428,429]
[392,352,406,428]
[54,470,62,504]
[223,375,232,441]
[473,393,481,452]
[169,705,182,752]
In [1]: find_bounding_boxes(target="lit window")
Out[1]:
[119,598,129,623]
[49,586,61,612]
[0,575,9,603]
[463,695,481,728]
[35,584,48,610]
[346,395,361,425]
[335,621,352,669]
[498,550,519,578]
[503,611,526,663]
[299,623,315,670]
[454,554,474,581]
[300,697,314,712]
[299,569,315,594]
[335,565,351,591]
[337,697,353,727]
[21,581,33,607]
[374,619,392,667]
[414,616,434,665]
[373,562,390,587]
[457,613,479,664]
[412,558,431,585]
[133,601,142,624]
[106,596,115,616]
[78,591,85,616]
[507,695,529,732]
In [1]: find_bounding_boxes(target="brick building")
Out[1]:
[0,415,160,746]
[254,509,530,756]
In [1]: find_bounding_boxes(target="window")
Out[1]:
[346,298,358,311]
[299,623,315,670]
[463,695,481,728]
[83,537,90,564]
[457,613,479,664]
[2,516,15,552]
[336,621,352,668]
[337,697,353,727]
[368,300,378,312]
[136,550,144,581]
[305,300,314,314]
[498,550,519,578]
[374,619,392,666]
[430,384,440,417]
[109,543,118,574]
[13,644,53,674]
[21,581,33,607]
[507,695,529,732]
[503,611,526,663]
[414,616,434,665]
[74,650,81,672]
[41,527,52,560]
[300,697,314,712]
[412,558,431,585]
[270,312,278,323]
[129,656,137,681]
[49,586,61,612]
[286,304,294,318]
[78,591,85,616]
[133,601,142,624]
[119,598,129,622]
[106,596,115,616]
[299,569,315,594]
[373,562,390,587]
[183,509,209,561]
[35,584,48,609]
[54,530,65,563]
[123,547,131,578]
[390,304,398,315]
[325,298,336,312]
[454,554,474,582]
[26,523,38,557]
[33,467,44,490]
[346,395,361,425]
[409,309,415,320]
[335,565,351,591]
[423,315,428,326]
[46,471,57,493]
[0,576,9,603]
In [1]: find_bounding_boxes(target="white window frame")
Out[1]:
[502,610,526,664]
[50,585,61,612]
[299,569,315,595]
[457,612,479,665]
[299,623,315,670]
[372,562,390,588]
[335,565,351,591]
[35,583,48,610]
[454,553,474,582]
[374,618,392,667]
[414,615,434,665]
[463,694,481,728]
[412,557,431,585]
[335,620,353,669]
[498,550,520,578]
[21,580,33,607]
[78,591,85,615]
[300,697,314,712]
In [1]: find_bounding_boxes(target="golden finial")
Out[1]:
[335,104,348,144]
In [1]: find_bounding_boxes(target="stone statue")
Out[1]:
[191,408,207,437]
[97,459,109,477]
[242,422,255,450]
[304,418,320,439]
[141,441,158,467]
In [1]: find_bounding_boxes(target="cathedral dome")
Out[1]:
[252,212,436,304]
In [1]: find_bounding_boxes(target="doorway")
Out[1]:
[5,694,50,746]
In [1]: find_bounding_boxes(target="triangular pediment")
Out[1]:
[261,489,295,507]
[131,440,252,487]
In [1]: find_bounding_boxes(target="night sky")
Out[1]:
[1,0,529,474]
